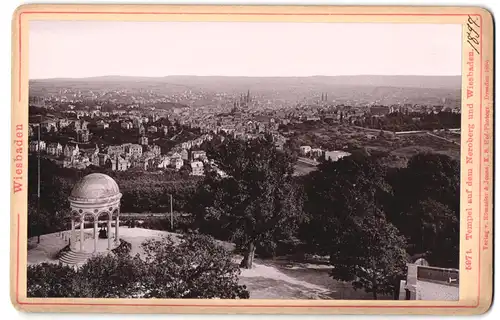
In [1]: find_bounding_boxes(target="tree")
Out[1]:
[27,197,46,243]
[76,253,145,298]
[299,153,392,255]
[27,254,143,298]
[387,153,459,267]
[329,215,408,300]
[179,163,192,177]
[27,263,78,297]
[141,234,249,298]
[195,135,303,268]
[298,153,408,299]
[27,156,74,239]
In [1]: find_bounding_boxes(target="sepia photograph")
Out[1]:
[25,19,462,301]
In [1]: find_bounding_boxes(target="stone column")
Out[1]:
[70,219,75,250]
[107,217,112,250]
[79,217,84,252]
[94,219,98,253]
[115,214,120,243]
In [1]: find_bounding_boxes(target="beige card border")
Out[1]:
[10,4,494,315]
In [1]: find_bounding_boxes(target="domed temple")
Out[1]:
[68,173,122,254]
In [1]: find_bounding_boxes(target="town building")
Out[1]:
[64,144,80,159]
[370,105,392,116]
[191,150,207,161]
[110,156,130,171]
[107,145,125,156]
[310,148,323,159]
[172,157,184,170]
[148,145,161,156]
[139,136,148,145]
[181,141,192,150]
[324,150,351,162]
[121,121,133,130]
[72,120,89,131]
[89,152,100,167]
[82,145,100,167]
[149,113,159,123]
[130,156,150,171]
[132,118,142,128]
[96,120,109,130]
[40,120,58,132]
[190,161,204,176]
[167,151,182,160]
[29,140,47,153]
[46,143,63,156]
[123,143,143,158]
[98,153,110,167]
[300,145,312,156]
[58,119,71,130]
[156,155,171,169]
[306,117,321,122]
[77,129,90,143]
[181,149,189,160]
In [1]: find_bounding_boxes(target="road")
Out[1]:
[425,132,460,145]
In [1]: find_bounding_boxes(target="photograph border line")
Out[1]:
[14,9,483,310]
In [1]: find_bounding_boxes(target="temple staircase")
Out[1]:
[59,250,93,266]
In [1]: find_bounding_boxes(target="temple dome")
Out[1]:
[69,173,121,201]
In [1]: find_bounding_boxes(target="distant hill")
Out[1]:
[30,75,461,107]
[31,75,461,90]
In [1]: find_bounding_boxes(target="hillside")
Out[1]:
[29,75,461,106]
[31,74,461,90]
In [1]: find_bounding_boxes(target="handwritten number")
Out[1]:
[466,15,480,55]
[467,16,480,28]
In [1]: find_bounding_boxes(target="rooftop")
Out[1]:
[69,173,121,202]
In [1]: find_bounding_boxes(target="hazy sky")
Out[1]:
[29,21,462,79]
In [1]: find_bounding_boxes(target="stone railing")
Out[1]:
[417,265,459,285]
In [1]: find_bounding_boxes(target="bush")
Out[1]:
[27,234,249,299]
[111,239,132,256]
[141,234,249,299]
[27,263,78,297]
[76,253,144,298]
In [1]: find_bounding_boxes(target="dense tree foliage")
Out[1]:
[299,152,392,254]
[141,234,248,298]
[192,135,303,268]
[329,214,408,299]
[387,153,460,267]
[299,151,459,268]
[76,253,144,298]
[27,235,249,299]
[299,153,407,298]
[353,111,461,132]
[28,157,73,239]
[27,263,78,297]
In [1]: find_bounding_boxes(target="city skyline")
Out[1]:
[29,21,462,79]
